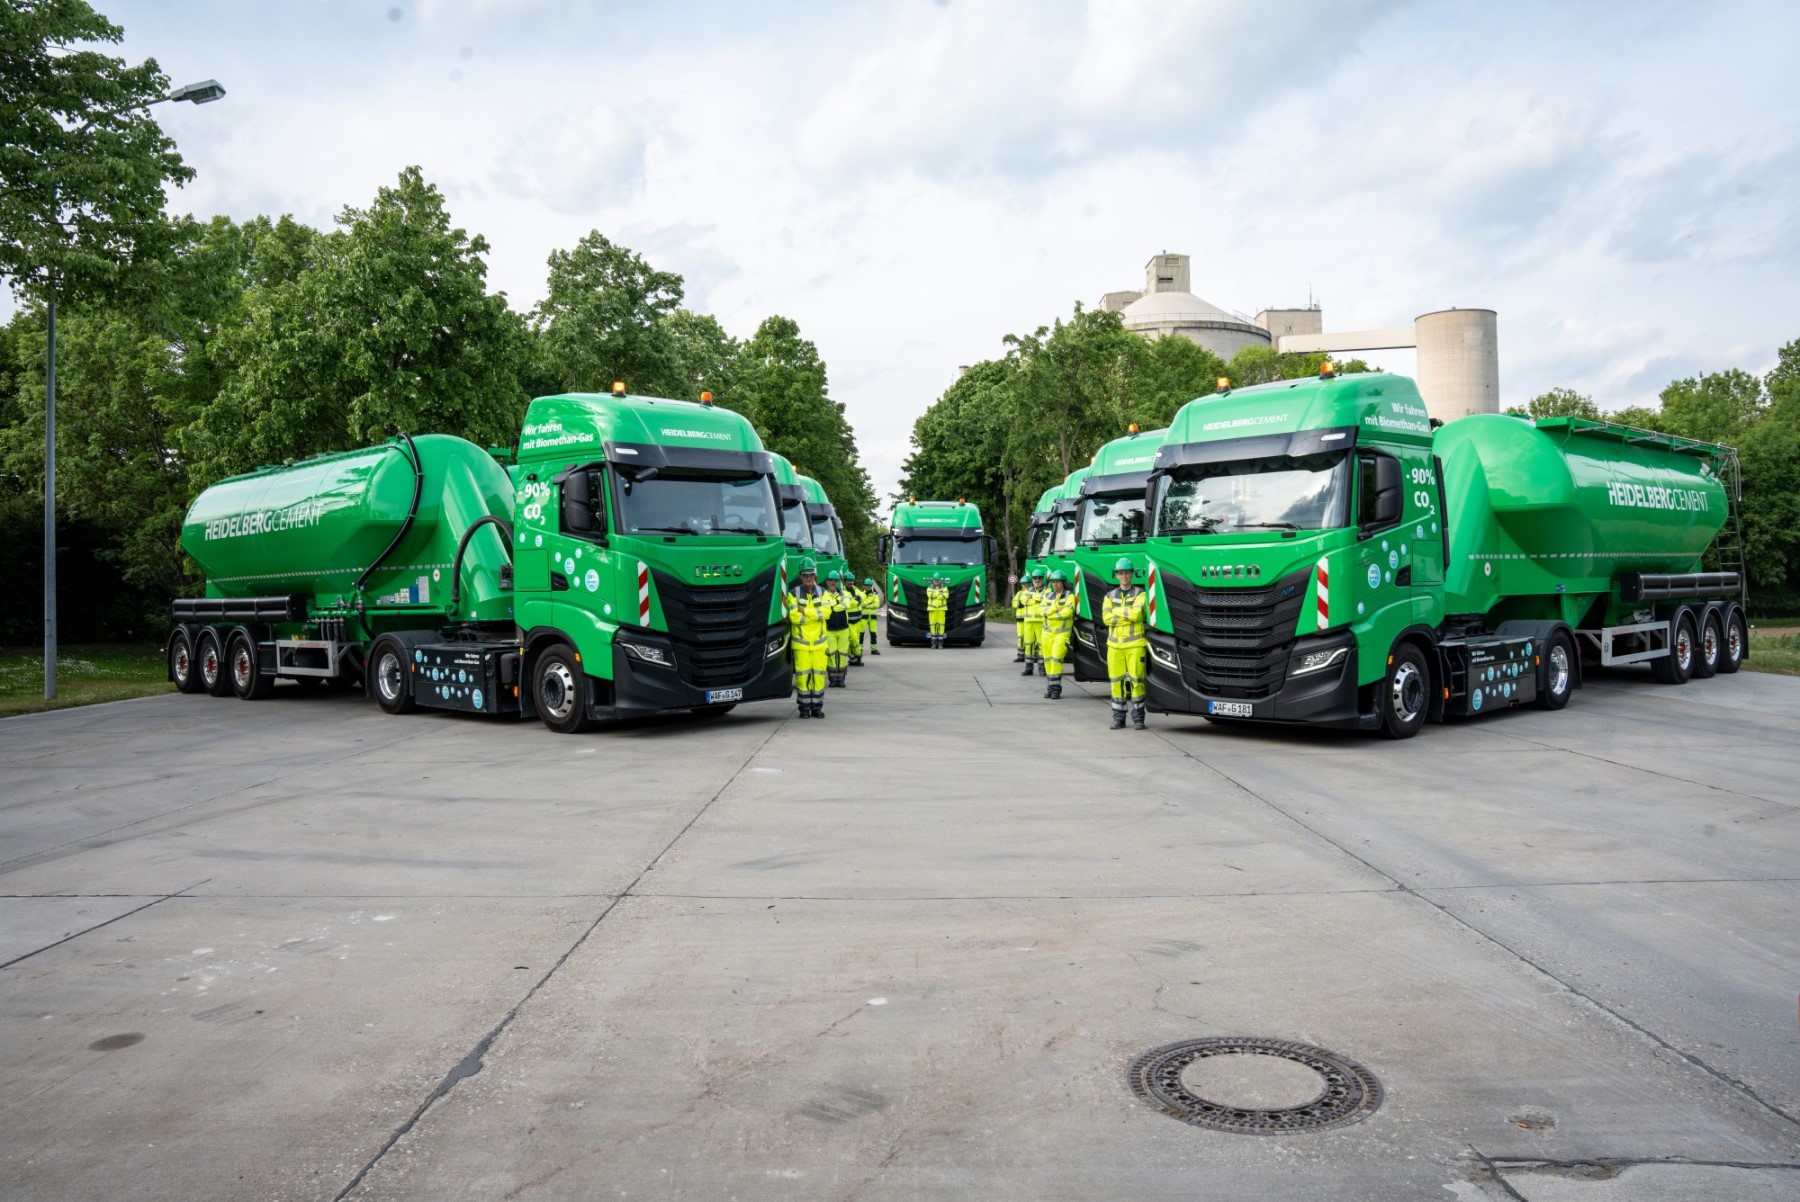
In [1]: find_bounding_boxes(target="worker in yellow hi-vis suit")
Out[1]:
[926,573,950,649]
[1012,570,1035,664]
[1020,565,1047,675]
[846,576,868,667]
[1102,557,1148,730]
[784,558,830,718]
[860,578,882,657]
[1038,569,1077,700]
[823,570,852,687]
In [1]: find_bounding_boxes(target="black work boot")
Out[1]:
[1132,702,1147,730]
[1110,706,1126,730]
[1020,662,1033,676]
[1015,649,1025,662]
[1043,683,1054,699]
[1050,682,1062,700]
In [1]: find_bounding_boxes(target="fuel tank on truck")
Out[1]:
[180,434,516,619]
[1436,415,1728,617]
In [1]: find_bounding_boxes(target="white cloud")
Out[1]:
[77,0,1800,501]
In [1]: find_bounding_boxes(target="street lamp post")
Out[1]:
[42,80,225,702]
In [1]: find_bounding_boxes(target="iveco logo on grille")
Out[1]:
[1200,565,1261,579]
[693,564,745,579]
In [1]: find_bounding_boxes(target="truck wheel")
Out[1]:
[368,637,417,715]
[196,629,232,697]
[1650,610,1696,685]
[1691,609,1723,679]
[1378,643,1429,740]
[169,628,205,695]
[1534,631,1575,711]
[227,631,274,700]
[533,644,594,734]
[1717,607,1747,674]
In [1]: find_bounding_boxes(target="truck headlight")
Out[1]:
[765,633,788,659]
[1075,627,1095,648]
[1149,642,1178,669]
[619,640,672,667]
[1289,645,1348,677]
[960,609,982,625]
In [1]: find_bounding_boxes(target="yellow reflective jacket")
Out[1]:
[860,586,881,618]
[1013,584,1037,621]
[1102,586,1147,648]
[926,584,950,611]
[784,586,830,644]
[1039,588,1076,634]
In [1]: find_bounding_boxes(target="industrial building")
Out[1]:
[1099,253,1499,423]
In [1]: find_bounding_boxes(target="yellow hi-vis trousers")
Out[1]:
[827,627,851,671]
[928,607,947,636]
[1107,641,1147,720]
[1041,627,1071,680]
[792,638,826,706]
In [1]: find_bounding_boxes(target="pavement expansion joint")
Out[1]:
[0,878,209,970]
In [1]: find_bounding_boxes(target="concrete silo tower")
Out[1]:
[1414,309,1499,421]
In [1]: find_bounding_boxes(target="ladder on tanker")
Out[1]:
[1711,447,1749,604]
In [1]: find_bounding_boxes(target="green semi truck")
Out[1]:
[1142,370,1748,738]
[798,473,849,583]
[1022,481,1063,585]
[1068,425,1166,683]
[769,452,816,576]
[167,390,794,733]
[880,500,996,646]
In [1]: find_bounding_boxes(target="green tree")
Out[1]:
[0,0,192,303]
[898,359,1016,570]
[661,308,740,404]
[1508,387,1601,420]
[532,231,684,398]
[1657,368,1767,444]
[1225,345,1373,386]
[186,167,528,480]
[1129,335,1229,429]
[734,315,879,575]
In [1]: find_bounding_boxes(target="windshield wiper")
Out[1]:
[1230,521,1301,530]
[710,526,773,537]
[632,525,699,536]
[1161,521,1220,535]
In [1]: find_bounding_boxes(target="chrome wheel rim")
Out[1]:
[1391,660,1425,724]
[1702,623,1719,667]
[232,646,253,690]
[539,661,577,722]
[1548,644,1571,696]
[377,652,405,704]
[173,644,190,683]
[1676,624,1693,672]
[202,644,220,685]
[1728,621,1743,663]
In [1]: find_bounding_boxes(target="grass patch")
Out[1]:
[1746,632,1800,677]
[0,643,173,718]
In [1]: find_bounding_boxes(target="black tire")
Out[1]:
[1534,631,1575,711]
[368,636,417,715]
[196,629,232,697]
[1378,642,1429,740]
[1691,609,1722,679]
[1717,606,1747,674]
[1650,610,1696,684]
[169,628,205,695]
[227,630,274,700]
[533,643,593,734]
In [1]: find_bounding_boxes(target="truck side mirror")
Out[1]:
[986,535,998,565]
[878,536,890,566]
[561,469,595,534]
[1361,453,1403,531]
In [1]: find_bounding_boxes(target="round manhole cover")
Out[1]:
[1127,1036,1383,1134]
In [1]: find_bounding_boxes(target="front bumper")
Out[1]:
[601,624,791,718]
[886,606,985,645]
[1145,628,1369,729]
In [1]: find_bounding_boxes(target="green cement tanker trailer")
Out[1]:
[167,391,793,733]
[1142,370,1748,739]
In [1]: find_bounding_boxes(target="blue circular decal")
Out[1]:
[1472,689,1483,710]
[473,689,483,708]
[1366,564,1382,589]
[1388,550,1399,570]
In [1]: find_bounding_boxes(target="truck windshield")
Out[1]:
[1078,493,1145,545]
[1026,521,1053,560]
[810,514,842,556]
[615,472,780,538]
[781,499,813,549]
[1151,452,1350,535]
[893,535,983,566]
[1049,510,1079,554]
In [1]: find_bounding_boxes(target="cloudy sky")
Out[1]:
[108,0,1799,500]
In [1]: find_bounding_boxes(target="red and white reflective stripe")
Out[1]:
[637,560,652,624]
[779,560,788,593]
[1315,556,1330,629]
[1146,562,1159,625]
[971,576,982,604]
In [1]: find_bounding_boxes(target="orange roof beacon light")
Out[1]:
[1216,375,1231,392]
[1319,360,1336,378]
[1127,422,1140,434]
[611,380,627,395]
[699,390,714,406]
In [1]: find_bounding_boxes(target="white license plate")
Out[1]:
[705,688,743,704]
[1207,700,1253,718]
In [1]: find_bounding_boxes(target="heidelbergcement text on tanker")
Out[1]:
[1605,481,1710,512]
[203,499,325,540]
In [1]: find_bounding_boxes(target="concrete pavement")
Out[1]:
[1,635,1797,1200]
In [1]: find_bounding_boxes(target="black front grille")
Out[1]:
[901,579,973,630]
[1082,574,1111,647]
[651,567,777,688]
[1162,568,1310,699]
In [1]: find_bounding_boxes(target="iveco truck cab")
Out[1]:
[798,473,849,582]
[769,452,815,580]
[880,500,996,646]
[1068,426,1166,684]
